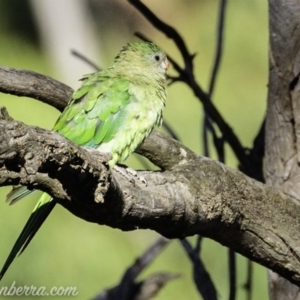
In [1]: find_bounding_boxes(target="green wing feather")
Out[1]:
[54,74,131,148]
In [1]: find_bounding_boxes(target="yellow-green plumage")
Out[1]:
[0,42,168,279]
[55,43,167,166]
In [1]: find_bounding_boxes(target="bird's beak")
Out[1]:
[164,58,170,71]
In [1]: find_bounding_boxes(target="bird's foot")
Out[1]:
[113,165,147,186]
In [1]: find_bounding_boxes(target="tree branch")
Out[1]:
[1,67,300,287]
[180,238,217,300]
[0,66,73,112]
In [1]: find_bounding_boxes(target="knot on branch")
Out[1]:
[0,106,12,121]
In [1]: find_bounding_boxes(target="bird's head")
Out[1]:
[111,42,169,81]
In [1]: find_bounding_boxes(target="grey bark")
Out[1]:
[1,68,300,287]
[266,0,300,299]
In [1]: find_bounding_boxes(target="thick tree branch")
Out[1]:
[1,67,300,287]
[0,66,72,112]
[0,106,300,285]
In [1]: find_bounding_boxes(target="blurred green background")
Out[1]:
[0,0,268,299]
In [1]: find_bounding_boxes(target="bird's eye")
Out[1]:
[154,54,160,61]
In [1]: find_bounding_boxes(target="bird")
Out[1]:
[0,41,169,279]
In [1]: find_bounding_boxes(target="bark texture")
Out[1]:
[1,67,300,286]
[266,0,300,299]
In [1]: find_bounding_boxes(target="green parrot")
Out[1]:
[0,42,169,279]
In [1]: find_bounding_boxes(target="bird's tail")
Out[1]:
[0,191,55,280]
[6,186,33,205]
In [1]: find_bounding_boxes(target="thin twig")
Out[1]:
[118,237,170,288]
[180,239,217,300]
[244,259,253,300]
[203,0,227,159]
[202,119,210,157]
[131,1,249,170]
[116,236,173,300]
[202,117,225,161]
[71,49,101,71]
[209,0,227,95]
[162,121,179,141]
[228,248,236,300]
[240,119,265,182]
[92,237,175,300]
[129,0,194,74]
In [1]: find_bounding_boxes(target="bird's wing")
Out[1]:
[54,73,132,148]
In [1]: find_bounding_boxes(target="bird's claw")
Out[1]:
[124,167,147,186]
[114,165,147,186]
